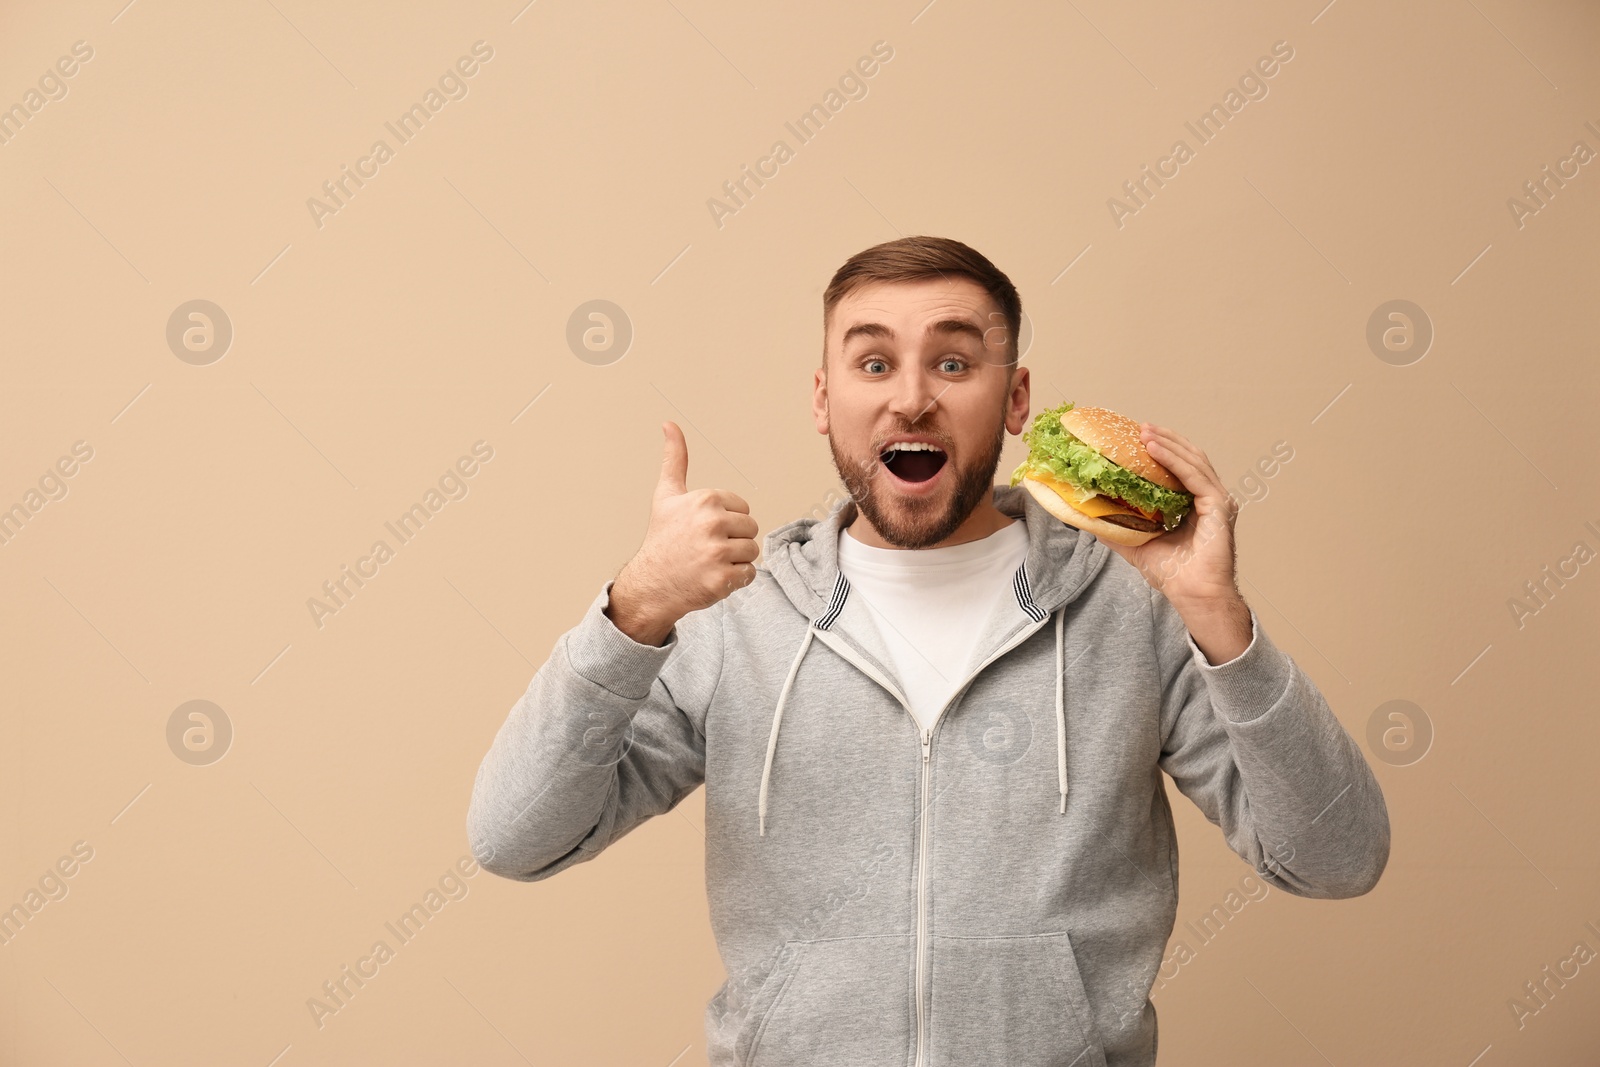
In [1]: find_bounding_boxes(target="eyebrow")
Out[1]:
[840,317,986,350]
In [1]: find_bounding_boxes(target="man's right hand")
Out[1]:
[606,421,760,646]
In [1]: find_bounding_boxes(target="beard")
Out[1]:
[829,409,1007,549]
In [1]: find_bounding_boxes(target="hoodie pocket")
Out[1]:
[928,930,1107,1067]
[740,933,912,1067]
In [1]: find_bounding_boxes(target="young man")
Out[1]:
[467,236,1390,1066]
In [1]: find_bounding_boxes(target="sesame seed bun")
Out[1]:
[1059,406,1184,493]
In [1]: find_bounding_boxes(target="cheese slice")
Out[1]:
[1027,471,1151,520]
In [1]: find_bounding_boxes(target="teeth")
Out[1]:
[884,441,944,453]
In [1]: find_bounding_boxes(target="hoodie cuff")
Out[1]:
[1185,606,1294,724]
[563,580,679,700]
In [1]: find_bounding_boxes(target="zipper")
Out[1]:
[915,724,931,1061]
[815,613,1052,1067]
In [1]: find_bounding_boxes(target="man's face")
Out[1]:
[813,276,1030,548]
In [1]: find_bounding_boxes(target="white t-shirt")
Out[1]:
[836,520,1030,734]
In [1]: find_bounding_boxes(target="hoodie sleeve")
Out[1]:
[1151,585,1390,899]
[466,579,720,882]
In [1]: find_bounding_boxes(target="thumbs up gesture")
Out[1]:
[606,421,761,646]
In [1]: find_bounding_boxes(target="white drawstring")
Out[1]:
[759,623,816,836]
[1055,607,1068,813]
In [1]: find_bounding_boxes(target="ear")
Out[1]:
[813,363,830,434]
[1004,365,1030,435]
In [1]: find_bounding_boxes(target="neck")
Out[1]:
[846,493,1014,550]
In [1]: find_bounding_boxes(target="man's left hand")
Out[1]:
[1096,423,1252,664]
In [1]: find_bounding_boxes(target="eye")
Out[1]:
[863,358,888,374]
[939,357,966,373]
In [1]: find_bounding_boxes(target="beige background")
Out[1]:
[2,0,1597,1063]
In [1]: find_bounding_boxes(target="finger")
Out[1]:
[706,488,749,515]
[1141,430,1224,499]
[718,512,759,540]
[658,421,689,496]
[1142,424,1207,472]
[726,538,760,564]
[1154,449,1226,507]
[1146,427,1219,487]
[1148,438,1216,491]
[1159,453,1227,506]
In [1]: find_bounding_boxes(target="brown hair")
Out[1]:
[821,235,1022,367]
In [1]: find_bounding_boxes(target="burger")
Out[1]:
[1009,401,1194,546]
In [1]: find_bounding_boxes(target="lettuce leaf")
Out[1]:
[1008,400,1194,530]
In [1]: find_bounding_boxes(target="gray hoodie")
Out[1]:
[467,483,1390,1066]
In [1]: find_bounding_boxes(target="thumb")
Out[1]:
[657,420,688,495]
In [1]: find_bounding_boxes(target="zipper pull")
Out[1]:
[922,727,931,762]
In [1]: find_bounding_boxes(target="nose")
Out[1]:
[886,363,943,425]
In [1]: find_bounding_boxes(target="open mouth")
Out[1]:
[880,441,948,484]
